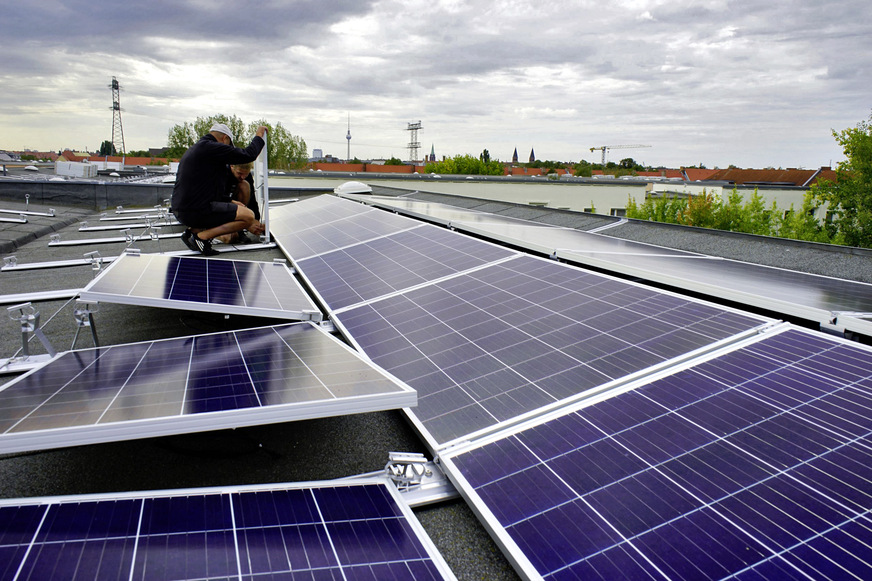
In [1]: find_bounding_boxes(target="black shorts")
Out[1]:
[174,202,238,229]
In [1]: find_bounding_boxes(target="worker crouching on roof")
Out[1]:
[171,123,267,256]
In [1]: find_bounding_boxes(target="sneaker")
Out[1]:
[181,229,219,256]
[180,228,197,252]
[238,231,258,244]
[199,236,219,256]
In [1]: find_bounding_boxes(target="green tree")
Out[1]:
[247,119,307,170]
[166,115,246,158]
[425,154,503,175]
[810,112,872,248]
[98,140,116,156]
[165,115,306,170]
[384,157,404,166]
[779,192,831,243]
[574,161,592,177]
[480,149,491,163]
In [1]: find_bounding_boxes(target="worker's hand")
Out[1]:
[256,126,268,138]
[249,221,266,236]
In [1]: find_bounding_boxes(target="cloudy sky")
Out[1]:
[3,0,870,169]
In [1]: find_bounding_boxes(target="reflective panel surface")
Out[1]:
[0,481,453,580]
[0,323,415,453]
[443,326,872,580]
[298,223,516,310]
[335,255,771,446]
[80,253,320,320]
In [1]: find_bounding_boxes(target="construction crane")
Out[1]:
[589,144,651,166]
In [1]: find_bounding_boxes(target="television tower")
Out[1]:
[346,114,351,161]
[406,120,422,164]
[109,76,126,155]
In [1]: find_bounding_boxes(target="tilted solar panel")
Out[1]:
[334,255,772,448]
[272,202,421,261]
[80,253,322,321]
[0,323,415,454]
[349,194,872,330]
[298,223,518,311]
[0,480,455,580]
[441,325,872,580]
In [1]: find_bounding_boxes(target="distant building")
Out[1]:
[429,144,436,163]
[703,167,836,187]
[529,148,536,163]
[512,147,518,164]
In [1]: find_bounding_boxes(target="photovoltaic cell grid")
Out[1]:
[0,323,415,454]
[298,223,517,311]
[0,481,453,580]
[80,253,320,320]
[334,254,770,447]
[270,195,420,261]
[443,326,872,580]
[354,194,872,327]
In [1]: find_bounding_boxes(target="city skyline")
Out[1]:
[3,1,870,169]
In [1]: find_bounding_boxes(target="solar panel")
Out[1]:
[333,254,772,448]
[350,194,872,330]
[298,223,518,311]
[80,253,322,321]
[272,201,421,261]
[0,479,455,580]
[440,325,872,580]
[0,323,416,454]
[269,193,371,234]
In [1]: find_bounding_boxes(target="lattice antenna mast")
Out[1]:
[109,77,126,155]
[406,121,422,164]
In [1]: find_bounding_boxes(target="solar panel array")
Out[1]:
[80,253,321,321]
[0,323,415,454]
[349,194,872,327]
[0,480,454,580]
[272,197,772,449]
[298,223,516,311]
[441,326,872,580]
[270,195,420,261]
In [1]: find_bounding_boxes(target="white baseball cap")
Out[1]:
[209,123,233,145]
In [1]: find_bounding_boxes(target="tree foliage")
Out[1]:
[425,154,504,175]
[98,140,116,156]
[165,115,307,170]
[625,188,830,243]
[384,157,404,166]
[810,112,872,248]
[573,160,593,177]
[246,119,308,170]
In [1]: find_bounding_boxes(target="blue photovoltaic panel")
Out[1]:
[80,253,320,320]
[443,326,872,580]
[0,323,415,454]
[269,193,373,235]
[0,480,454,580]
[272,199,421,261]
[298,223,517,311]
[334,254,771,446]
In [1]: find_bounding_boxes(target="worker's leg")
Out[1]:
[195,205,257,240]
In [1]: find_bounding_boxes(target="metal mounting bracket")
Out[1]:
[72,300,99,349]
[381,452,458,506]
[84,251,104,276]
[7,302,57,358]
